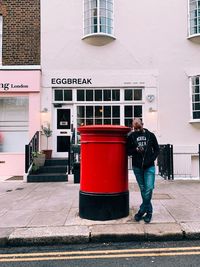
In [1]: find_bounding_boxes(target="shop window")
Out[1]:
[124,105,143,127]
[55,90,63,101]
[104,105,111,117]
[191,76,200,119]
[77,105,120,126]
[86,90,93,101]
[77,89,120,102]
[64,90,72,101]
[0,97,29,152]
[83,0,114,37]
[103,89,111,101]
[95,90,102,101]
[125,88,143,101]
[0,16,2,65]
[112,90,120,101]
[77,90,85,101]
[54,89,72,102]
[188,0,200,36]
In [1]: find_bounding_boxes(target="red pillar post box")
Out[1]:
[78,125,130,221]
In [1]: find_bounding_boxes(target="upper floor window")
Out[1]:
[191,76,200,120]
[0,16,2,65]
[189,0,200,36]
[83,0,114,37]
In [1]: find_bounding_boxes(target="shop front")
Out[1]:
[0,68,41,176]
[42,70,159,158]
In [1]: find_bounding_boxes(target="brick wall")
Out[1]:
[0,0,40,65]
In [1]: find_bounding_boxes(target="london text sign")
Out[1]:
[0,83,28,91]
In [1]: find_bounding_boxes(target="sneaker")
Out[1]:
[143,213,152,223]
[134,211,145,222]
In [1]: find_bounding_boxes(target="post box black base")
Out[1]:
[79,191,129,221]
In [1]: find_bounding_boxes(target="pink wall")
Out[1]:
[0,70,41,176]
[0,70,40,92]
[0,154,25,176]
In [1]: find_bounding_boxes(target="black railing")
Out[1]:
[69,144,80,173]
[25,131,40,173]
[69,129,81,174]
[158,144,174,180]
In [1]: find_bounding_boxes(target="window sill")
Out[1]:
[82,33,116,46]
[189,119,200,123]
[187,34,200,44]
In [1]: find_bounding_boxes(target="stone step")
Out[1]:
[27,173,68,182]
[38,165,68,174]
[44,158,68,166]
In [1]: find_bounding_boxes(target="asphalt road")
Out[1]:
[1,240,200,266]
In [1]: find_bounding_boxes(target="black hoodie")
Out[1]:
[126,128,159,169]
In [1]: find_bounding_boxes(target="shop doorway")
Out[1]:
[53,106,73,158]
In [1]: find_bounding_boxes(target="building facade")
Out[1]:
[1,0,200,178]
[41,0,200,178]
[0,0,41,176]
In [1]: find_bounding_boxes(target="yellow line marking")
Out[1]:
[1,246,200,258]
[1,251,200,262]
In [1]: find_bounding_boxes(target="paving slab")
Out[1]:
[8,226,90,246]
[150,202,176,223]
[181,222,200,239]
[0,210,34,228]
[160,198,200,222]
[27,210,69,227]
[90,223,145,242]
[144,223,183,241]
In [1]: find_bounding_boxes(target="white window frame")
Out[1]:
[83,0,114,38]
[190,75,200,122]
[188,0,200,37]
[0,15,3,65]
[0,96,29,152]
[74,87,144,128]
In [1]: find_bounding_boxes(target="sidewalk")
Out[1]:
[0,173,200,246]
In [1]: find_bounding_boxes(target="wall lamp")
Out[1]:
[41,108,48,113]
[149,107,157,112]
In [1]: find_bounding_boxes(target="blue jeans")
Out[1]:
[133,166,155,214]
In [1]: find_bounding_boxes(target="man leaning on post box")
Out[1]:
[126,118,159,223]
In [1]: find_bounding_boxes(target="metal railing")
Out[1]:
[157,144,174,180]
[70,144,80,173]
[25,131,40,173]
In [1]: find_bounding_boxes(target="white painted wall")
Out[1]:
[41,0,200,176]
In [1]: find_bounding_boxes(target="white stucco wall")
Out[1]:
[41,0,200,175]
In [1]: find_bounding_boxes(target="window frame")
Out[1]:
[190,75,200,122]
[77,104,121,126]
[0,96,29,152]
[83,0,115,39]
[76,88,120,102]
[188,0,200,37]
[53,88,73,102]
[75,87,144,127]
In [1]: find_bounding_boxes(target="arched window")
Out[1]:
[189,0,200,36]
[84,0,114,37]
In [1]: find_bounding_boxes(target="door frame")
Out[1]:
[53,105,73,158]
